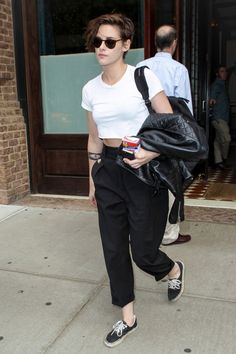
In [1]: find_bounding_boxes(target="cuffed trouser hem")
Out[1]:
[112,296,135,308]
[154,259,175,282]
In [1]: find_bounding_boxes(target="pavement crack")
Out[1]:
[42,283,105,353]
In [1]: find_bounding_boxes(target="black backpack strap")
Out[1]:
[134,66,153,114]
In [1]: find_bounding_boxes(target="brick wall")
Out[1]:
[0,0,30,204]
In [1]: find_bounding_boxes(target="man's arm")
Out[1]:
[175,67,193,114]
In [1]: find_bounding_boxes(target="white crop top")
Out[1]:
[81,65,163,138]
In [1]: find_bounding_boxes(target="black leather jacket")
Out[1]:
[116,113,208,223]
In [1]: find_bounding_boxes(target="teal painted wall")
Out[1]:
[40,48,144,133]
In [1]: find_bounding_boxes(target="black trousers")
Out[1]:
[92,146,175,307]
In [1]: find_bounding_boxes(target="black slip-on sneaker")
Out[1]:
[168,261,185,301]
[104,317,137,348]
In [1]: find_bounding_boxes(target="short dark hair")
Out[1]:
[155,25,177,50]
[84,13,135,57]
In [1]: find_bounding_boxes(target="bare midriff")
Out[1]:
[103,138,122,147]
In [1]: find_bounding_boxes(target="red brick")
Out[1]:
[0,0,30,204]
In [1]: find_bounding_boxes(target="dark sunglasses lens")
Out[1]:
[93,37,103,48]
[93,37,118,49]
[105,39,116,49]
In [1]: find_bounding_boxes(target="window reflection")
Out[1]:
[37,0,144,55]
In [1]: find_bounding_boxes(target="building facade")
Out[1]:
[0,0,29,204]
[0,0,235,204]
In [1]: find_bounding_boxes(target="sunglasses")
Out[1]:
[93,37,122,49]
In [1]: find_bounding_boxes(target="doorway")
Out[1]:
[210,0,236,167]
[185,0,236,204]
[20,0,145,196]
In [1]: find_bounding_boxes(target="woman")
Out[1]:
[81,13,184,348]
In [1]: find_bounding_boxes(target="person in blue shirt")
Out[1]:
[137,25,193,114]
[209,65,231,169]
[137,25,192,246]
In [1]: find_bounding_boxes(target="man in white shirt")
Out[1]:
[137,24,192,245]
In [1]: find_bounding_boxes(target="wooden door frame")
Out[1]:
[21,0,43,192]
[21,0,88,195]
[144,0,156,58]
[144,0,182,59]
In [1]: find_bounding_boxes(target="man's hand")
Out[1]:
[209,98,216,105]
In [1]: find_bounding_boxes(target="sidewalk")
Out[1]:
[0,203,236,354]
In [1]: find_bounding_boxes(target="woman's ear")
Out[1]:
[123,39,131,53]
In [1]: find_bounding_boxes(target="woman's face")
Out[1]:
[94,24,130,67]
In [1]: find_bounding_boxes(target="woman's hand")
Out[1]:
[89,181,97,207]
[123,147,160,169]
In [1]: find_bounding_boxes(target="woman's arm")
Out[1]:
[151,90,173,113]
[87,111,103,206]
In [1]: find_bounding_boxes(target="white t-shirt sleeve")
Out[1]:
[143,67,164,100]
[81,83,92,112]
